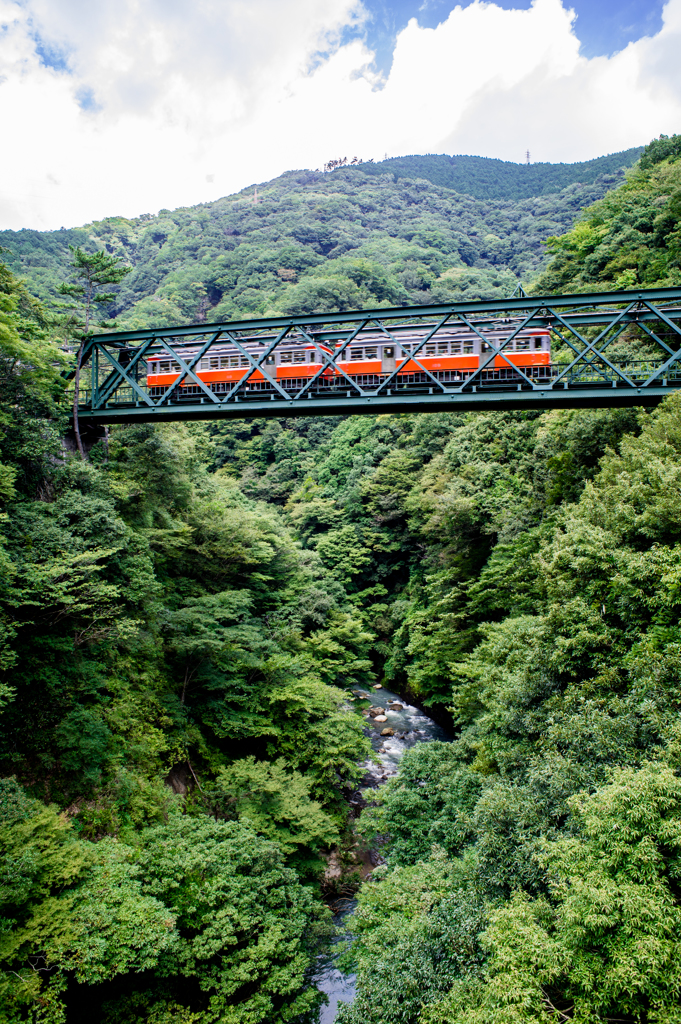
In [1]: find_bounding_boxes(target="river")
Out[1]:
[314,682,452,1023]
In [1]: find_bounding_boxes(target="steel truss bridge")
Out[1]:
[76,287,681,423]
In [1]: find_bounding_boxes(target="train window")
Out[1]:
[451,342,462,354]
[534,338,543,350]
[437,342,449,355]
[425,344,436,355]
[160,361,171,373]
[280,351,293,363]
[293,351,305,363]
[365,347,378,359]
[516,338,530,350]
[309,351,317,362]
[464,343,473,354]
[265,355,276,365]
[481,343,490,352]
[240,355,250,366]
[384,347,394,358]
[350,348,363,360]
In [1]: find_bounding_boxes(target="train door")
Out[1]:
[381,345,396,372]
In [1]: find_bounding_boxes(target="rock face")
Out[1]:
[323,848,345,883]
[374,714,387,723]
[166,764,192,795]
[381,727,395,736]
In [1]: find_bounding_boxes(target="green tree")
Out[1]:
[59,246,131,458]
[0,258,68,498]
[337,856,486,1024]
[132,815,327,1024]
[429,759,681,1024]
[0,778,91,1020]
[210,756,339,875]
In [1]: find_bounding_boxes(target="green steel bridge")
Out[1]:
[75,286,681,423]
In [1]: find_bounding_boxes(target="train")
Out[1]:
[146,326,552,397]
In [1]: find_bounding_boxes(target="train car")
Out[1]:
[331,328,551,388]
[145,326,551,396]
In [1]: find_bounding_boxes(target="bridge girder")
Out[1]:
[74,286,681,423]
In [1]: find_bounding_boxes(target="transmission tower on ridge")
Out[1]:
[526,150,531,165]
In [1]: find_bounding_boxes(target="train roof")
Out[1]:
[147,324,550,352]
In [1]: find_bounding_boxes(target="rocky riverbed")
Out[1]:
[315,684,452,1022]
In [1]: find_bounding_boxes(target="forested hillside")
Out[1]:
[536,133,681,292]
[1,152,630,329]
[347,147,644,201]
[3,134,681,1024]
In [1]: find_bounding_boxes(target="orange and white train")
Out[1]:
[146,327,551,396]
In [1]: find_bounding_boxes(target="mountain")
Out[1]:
[0,151,639,329]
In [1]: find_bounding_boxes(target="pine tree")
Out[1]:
[59,246,131,458]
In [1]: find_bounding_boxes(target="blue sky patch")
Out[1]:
[359,0,666,75]
[75,86,101,113]
[32,33,71,74]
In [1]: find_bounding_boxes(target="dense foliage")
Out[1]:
[0,257,375,1021]
[3,135,681,1024]
[537,133,681,292]
[349,148,643,201]
[328,137,681,1024]
[337,389,681,1020]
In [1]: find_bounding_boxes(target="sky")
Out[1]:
[0,0,678,231]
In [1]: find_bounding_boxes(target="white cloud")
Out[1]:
[1,0,680,230]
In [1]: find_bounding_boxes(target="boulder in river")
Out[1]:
[381,727,395,736]
[369,707,385,715]
[388,702,404,710]
[373,684,383,689]
[374,714,387,723]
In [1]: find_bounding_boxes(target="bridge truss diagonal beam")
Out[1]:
[74,286,681,423]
